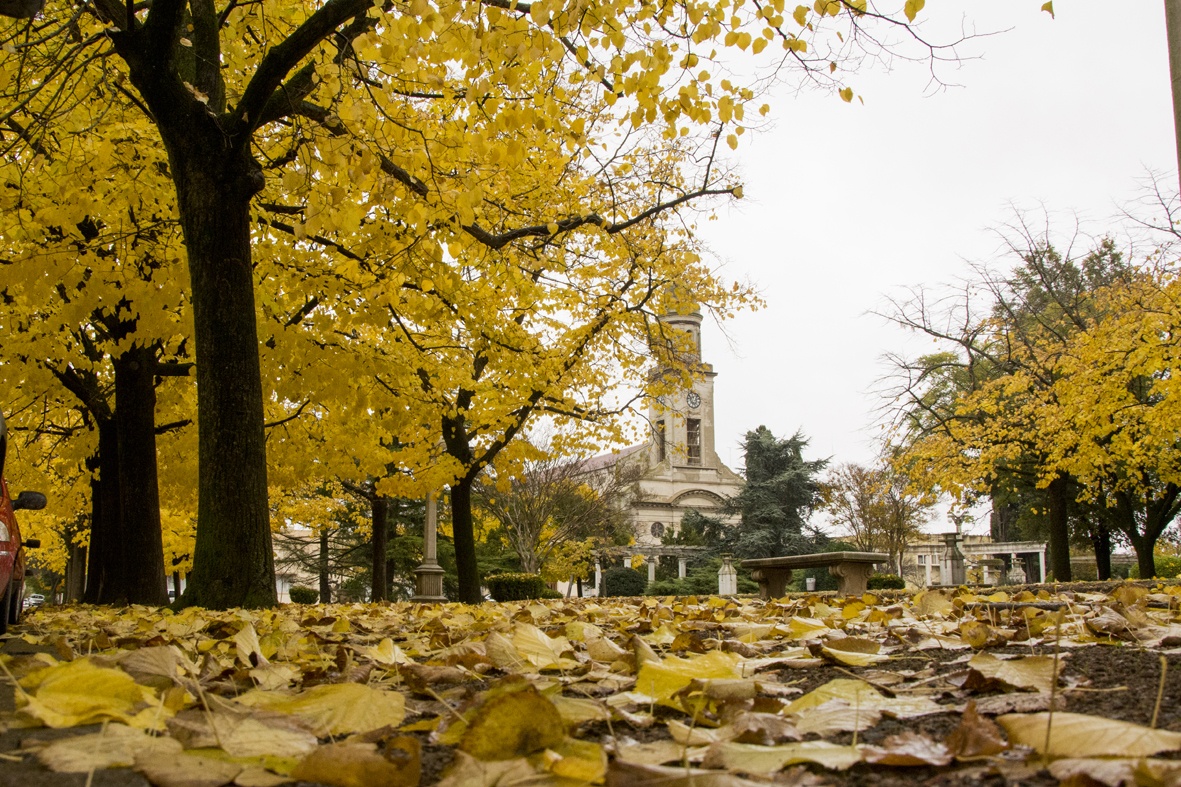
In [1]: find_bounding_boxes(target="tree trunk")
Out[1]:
[84,419,122,603]
[318,529,331,603]
[1091,525,1113,581]
[371,496,388,602]
[113,346,169,606]
[1046,476,1072,582]
[64,544,86,603]
[170,153,275,609]
[450,478,482,603]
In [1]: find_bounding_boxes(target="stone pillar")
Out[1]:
[594,559,602,595]
[924,559,932,587]
[647,558,656,583]
[412,492,447,602]
[942,533,966,586]
[1038,549,1046,582]
[678,557,688,579]
[718,554,737,595]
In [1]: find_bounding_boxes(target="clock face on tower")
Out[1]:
[686,391,701,409]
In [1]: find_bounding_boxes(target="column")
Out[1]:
[924,559,931,587]
[594,559,602,595]
[647,558,656,583]
[1038,549,1046,582]
[678,557,688,579]
[412,492,447,602]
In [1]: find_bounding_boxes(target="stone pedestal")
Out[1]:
[718,554,737,595]
[942,533,966,586]
[412,492,448,603]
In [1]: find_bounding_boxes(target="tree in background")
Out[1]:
[884,225,1135,581]
[823,459,932,574]
[722,426,827,560]
[474,435,637,576]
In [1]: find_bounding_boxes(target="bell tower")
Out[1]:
[647,309,721,471]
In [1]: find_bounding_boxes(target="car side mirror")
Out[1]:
[23,539,39,549]
[13,491,46,511]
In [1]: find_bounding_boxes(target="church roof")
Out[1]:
[581,443,645,473]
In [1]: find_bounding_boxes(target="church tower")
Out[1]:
[629,309,743,544]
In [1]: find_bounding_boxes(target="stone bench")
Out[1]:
[741,552,889,598]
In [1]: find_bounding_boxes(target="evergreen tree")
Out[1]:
[726,427,827,559]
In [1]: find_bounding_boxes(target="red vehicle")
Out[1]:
[0,411,42,634]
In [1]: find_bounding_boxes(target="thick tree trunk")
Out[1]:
[84,419,122,603]
[318,530,331,603]
[171,156,275,609]
[371,496,388,602]
[113,346,169,606]
[1091,525,1113,581]
[450,478,482,603]
[64,544,86,603]
[1046,476,1072,582]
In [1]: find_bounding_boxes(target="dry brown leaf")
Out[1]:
[793,700,882,736]
[606,759,774,786]
[702,740,863,773]
[36,723,183,773]
[862,732,952,766]
[998,712,1181,757]
[167,708,318,758]
[291,741,419,787]
[961,652,1058,694]
[135,750,244,787]
[944,701,1007,759]
[612,738,693,766]
[728,711,802,745]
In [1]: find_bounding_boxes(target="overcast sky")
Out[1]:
[697,2,1177,529]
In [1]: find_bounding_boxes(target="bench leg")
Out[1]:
[750,568,792,599]
[829,562,874,596]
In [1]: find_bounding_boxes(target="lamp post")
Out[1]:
[412,490,447,602]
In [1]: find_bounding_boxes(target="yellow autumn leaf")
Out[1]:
[839,87,853,102]
[635,650,742,705]
[459,685,565,760]
[511,623,577,670]
[357,637,414,666]
[903,0,924,22]
[135,751,245,787]
[998,712,1181,757]
[966,652,1058,694]
[19,658,156,728]
[1041,1,1054,19]
[237,682,406,736]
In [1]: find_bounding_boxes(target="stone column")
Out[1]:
[942,533,966,585]
[678,557,688,579]
[718,554,737,595]
[647,558,656,583]
[594,559,602,595]
[412,492,447,602]
[924,558,932,587]
[1038,549,1046,582]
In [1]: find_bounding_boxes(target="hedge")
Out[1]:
[602,566,647,597]
[867,573,906,590]
[288,585,319,604]
[486,572,549,601]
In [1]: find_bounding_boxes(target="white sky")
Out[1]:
[699,2,1177,509]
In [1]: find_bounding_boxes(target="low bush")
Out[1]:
[486,572,549,601]
[603,566,647,597]
[1129,555,1181,580]
[288,586,319,604]
[867,573,906,590]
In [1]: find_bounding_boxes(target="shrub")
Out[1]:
[1129,555,1181,580]
[603,566,647,597]
[867,573,906,590]
[486,572,549,601]
[541,587,564,599]
[288,586,319,604]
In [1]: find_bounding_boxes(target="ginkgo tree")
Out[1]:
[3,0,966,608]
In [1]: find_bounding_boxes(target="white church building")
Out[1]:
[587,309,745,546]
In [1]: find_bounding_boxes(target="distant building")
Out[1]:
[588,310,744,545]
